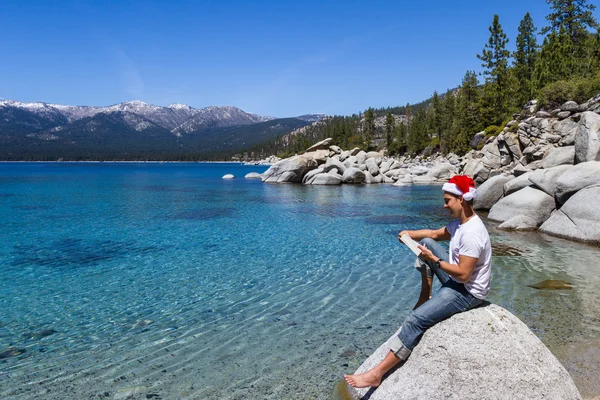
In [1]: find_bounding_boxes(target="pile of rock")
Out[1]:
[259,138,459,185]
[471,95,600,244]
[249,93,600,244]
[243,155,281,165]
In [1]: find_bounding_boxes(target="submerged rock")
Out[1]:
[0,347,26,359]
[22,328,57,340]
[222,174,234,179]
[527,279,573,290]
[346,304,580,400]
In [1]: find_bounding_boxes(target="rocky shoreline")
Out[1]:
[250,93,600,246]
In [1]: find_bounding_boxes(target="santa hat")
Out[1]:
[442,175,477,201]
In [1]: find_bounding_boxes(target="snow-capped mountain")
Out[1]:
[0,98,321,160]
[0,99,279,132]
[171,105,274,136]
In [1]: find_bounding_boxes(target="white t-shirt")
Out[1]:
[446,215,492,299]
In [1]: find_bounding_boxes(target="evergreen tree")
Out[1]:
[442,89,456,153]
[363,107,375,148]
[431,91,443,150]
[513,12,539,106]
[385,111,395,149]
[454,71,481,153]
[533,26,575,88]
[541,0,598,43]
[477,14,511,126]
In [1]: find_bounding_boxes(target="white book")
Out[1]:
[400,233,422,256]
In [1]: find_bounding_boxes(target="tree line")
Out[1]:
[250,0,600,159]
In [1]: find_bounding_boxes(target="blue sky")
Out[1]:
[1,1,598,117]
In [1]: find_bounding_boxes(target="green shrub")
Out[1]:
[428,136,440,149]
[538,75,600,110]
[484,125,501,137]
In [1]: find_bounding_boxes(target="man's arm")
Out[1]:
[417,248,478,283]
[398,226,450,242]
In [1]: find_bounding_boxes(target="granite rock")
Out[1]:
[540,186,600,244]
[473,174,514,211]
[503,172,534,195]
[554,161,600,204]
[488,186,555,226]
[262,155,318,183]
[347,304,580,400]
[541,146,575,168]
[527,165,571,197]
[574,111,600,163]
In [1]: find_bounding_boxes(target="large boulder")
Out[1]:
[303,149,329,164]
[554,118,579,146]
[462,159,490,183]
[503,172,535,195]
[481,141,502,170]
[409,165,430,176]
[261,155,318,183]
[426,163,457,180]
[574,111,600,163]
[528,165,571,197]
[324,158,347,175]
[366,158,380,176]
[302,167,325,184]
[356,151,368,165]
[307,172,343,185]
[305,137,332,152]
[347,304,580,400]
[554,161,600,204]
[379,159,394,175]
[540,186,600,243]
[488,186,555,226]
[541,146,575,168]
[342,167,366,184]
[473,174,514,210]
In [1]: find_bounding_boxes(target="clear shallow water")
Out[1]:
[0,163,599,399]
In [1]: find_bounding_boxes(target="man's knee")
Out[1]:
[420,237,436,247]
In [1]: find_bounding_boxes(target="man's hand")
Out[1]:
[398,230,410,243]
[417,243,436,263]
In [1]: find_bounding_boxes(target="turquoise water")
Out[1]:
[1,163,599,399]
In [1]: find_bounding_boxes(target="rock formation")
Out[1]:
[257,93,600,244]
[346,304,581,400]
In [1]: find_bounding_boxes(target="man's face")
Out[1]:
[443,192,462,218]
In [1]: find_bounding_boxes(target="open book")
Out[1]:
[400,233,422,256]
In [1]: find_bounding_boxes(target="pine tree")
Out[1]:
[454,71,481,153]
[442,89,456,153]
[542,0,598,43]
[513,12,539,106]
[363,107,375,148]
[385,112,395,149]
[431,91,443,150]
[477,14,511,126]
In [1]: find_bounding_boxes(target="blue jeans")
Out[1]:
[389,238,484,360]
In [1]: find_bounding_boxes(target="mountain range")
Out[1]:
[0,99,326,160]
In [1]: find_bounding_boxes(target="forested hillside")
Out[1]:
[247,0,600,160]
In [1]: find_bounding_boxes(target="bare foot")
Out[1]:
[344,370,382,388]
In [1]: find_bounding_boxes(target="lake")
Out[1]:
[1,162,599,399]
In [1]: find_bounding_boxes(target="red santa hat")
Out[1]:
[442,175,477,201]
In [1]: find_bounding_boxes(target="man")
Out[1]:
[345,175,492,389]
